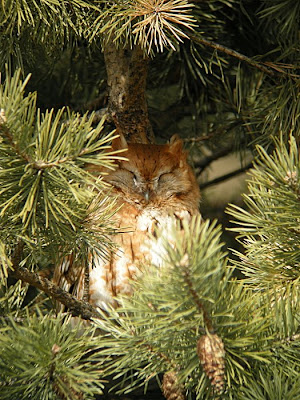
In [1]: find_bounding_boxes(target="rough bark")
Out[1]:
[11,265,101,320]
[103,39,155,144]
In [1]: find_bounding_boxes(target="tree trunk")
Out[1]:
[103,39,155,144]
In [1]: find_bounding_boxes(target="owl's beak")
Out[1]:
[144,190,150,203]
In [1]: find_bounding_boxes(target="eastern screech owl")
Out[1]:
[54,134,200,310]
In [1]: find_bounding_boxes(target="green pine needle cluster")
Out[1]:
[239,366,300,400]
[87,0,197,53]
[228,135,300,291]
[0,68,122,278]
[0,0,97,71]
[0,312,104,400]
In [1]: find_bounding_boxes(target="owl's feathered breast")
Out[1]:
[88,196,198,309]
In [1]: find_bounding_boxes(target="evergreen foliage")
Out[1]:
[92,215,299,399]
[228,135,300,292]
[0,312,104,399]
[0,69,122,274]
[0,0,299,399]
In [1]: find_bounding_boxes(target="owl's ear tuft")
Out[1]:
[111,132,128,151]
[169,134,183,154]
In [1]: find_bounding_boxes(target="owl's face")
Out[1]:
[104,135,200,212]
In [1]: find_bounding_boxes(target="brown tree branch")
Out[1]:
[183,133,215,143]
[200,161,253,190]
[194,143,234,172]
[190,35,299,79]
[178,254,214,333]
[0,122,32,164]
[10,242,101,321]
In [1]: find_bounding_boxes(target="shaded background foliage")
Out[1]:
[0,1,286,231]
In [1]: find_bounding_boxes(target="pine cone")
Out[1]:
[197,333,225,394]
[162,371,186,400]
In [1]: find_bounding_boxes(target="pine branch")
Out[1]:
[0,110,32,163]
[131,0,196,53]
[142,342,178,371]
[190,35,299,80]
[30,144,100,170]
[178,254,214,333]
[0,311,104,399]
[194,143,234,172]
[10,242,101,321]
[227,135,300,290]
[200,161,253,189]
[183,133,215,143]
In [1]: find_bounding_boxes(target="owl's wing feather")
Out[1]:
[53,254,85,313]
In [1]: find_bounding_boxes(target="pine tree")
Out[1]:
[0,1,299,399]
